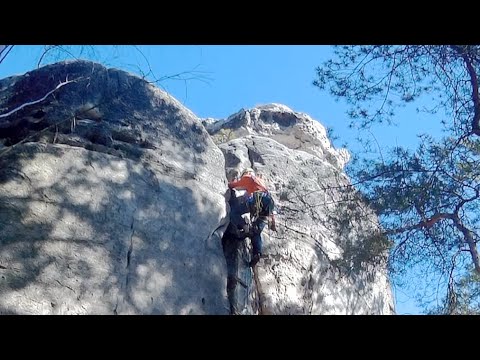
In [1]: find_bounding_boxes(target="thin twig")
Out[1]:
[0,45,14,65]
[37,45,59,68]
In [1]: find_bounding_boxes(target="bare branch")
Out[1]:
[386,212,454,235]
[37,45,60,68]
[452,214,480,273]
[0,77,80,119]
[0,45,14,65]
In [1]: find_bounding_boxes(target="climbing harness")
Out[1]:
[253,191,263,221]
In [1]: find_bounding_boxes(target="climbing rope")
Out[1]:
[252,191,262,223]
[243,241,252,312]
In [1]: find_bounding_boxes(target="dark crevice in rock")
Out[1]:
[126,216,135,271]
[246,140,265,168]
[258,109,298,127]
[1,116,51,146]
[125,210,136,308]
[32,109,46,119]
[247,144,254,168]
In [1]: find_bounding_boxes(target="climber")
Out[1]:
[228,168,276,268]
[222,188,251,315]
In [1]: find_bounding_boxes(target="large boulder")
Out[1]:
[206,105,395,314]
[0,60,395,315]
[0,60,228,314]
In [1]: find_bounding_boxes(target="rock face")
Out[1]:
[0,61,228,314]
[205,105,395,315]
[205,104,350,172]
[0,61,394,315]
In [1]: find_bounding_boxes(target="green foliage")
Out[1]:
[314,45,480,313]
[429,269,480,314]
[314,46,479,134]
[331,231,392,278]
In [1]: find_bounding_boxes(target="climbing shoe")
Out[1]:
[249,253,261,267]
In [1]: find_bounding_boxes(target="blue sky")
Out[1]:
[1,45,441,314]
